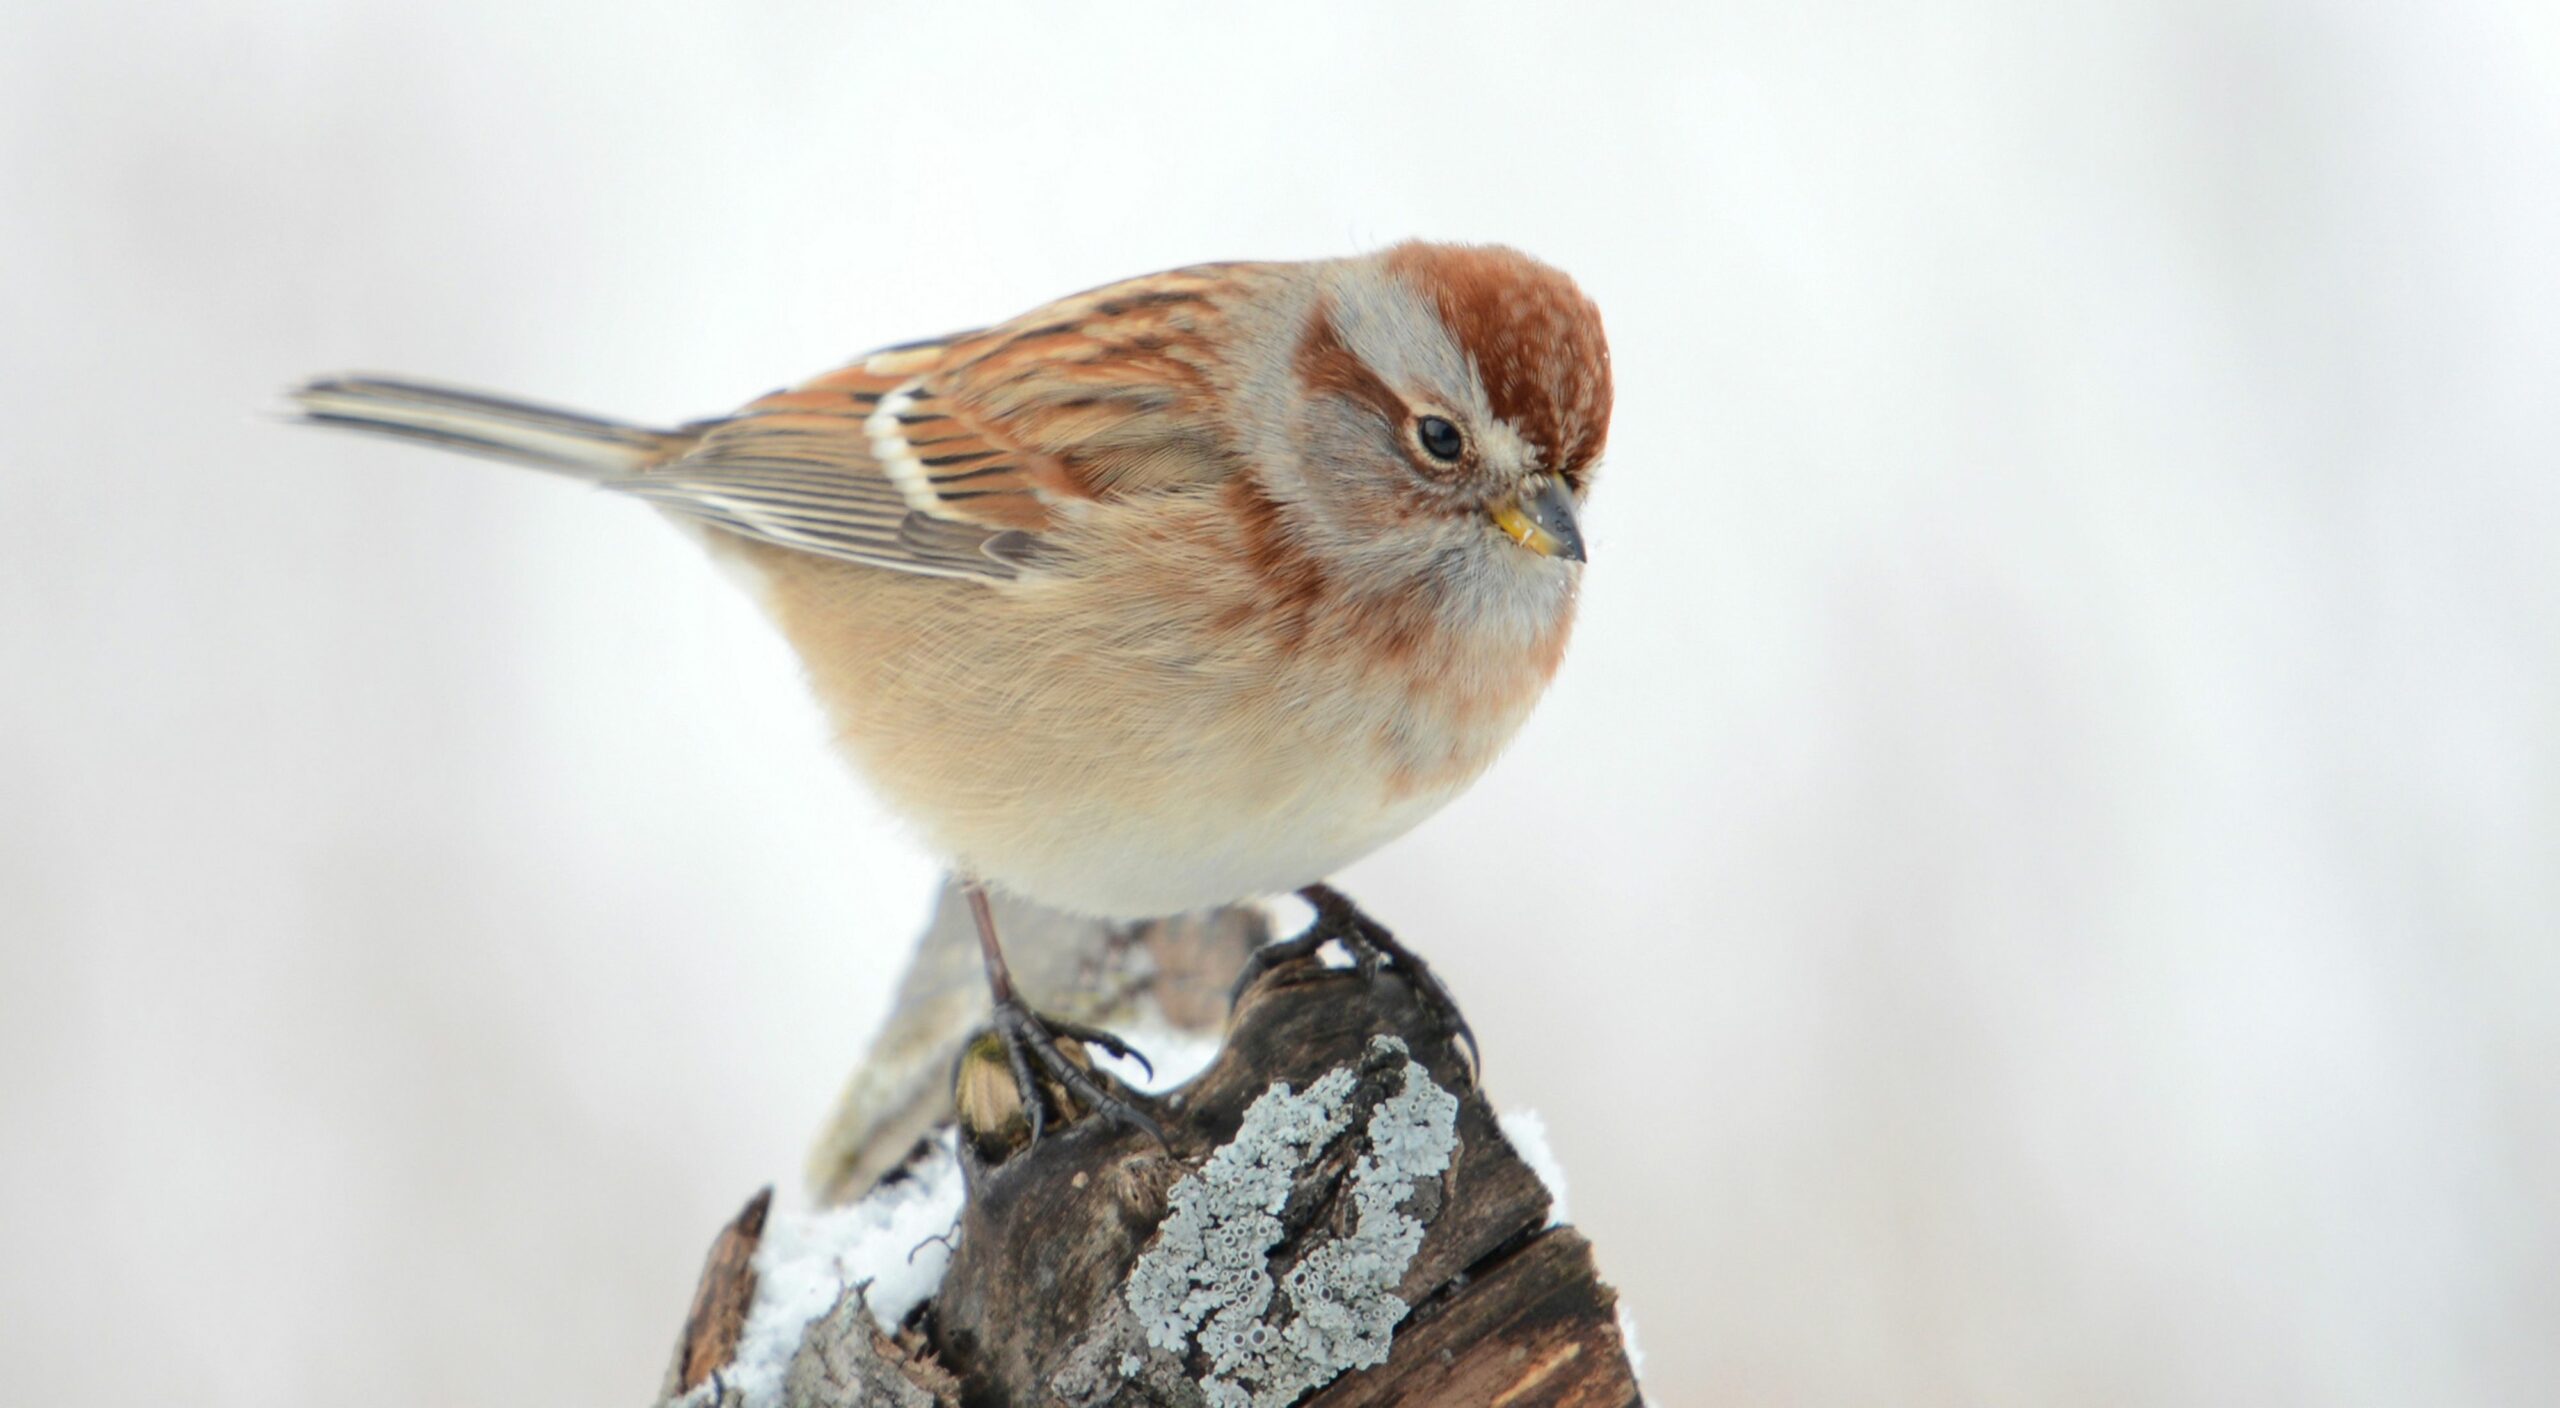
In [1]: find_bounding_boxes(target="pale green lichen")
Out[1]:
[1125,1063,1358,1357]
[1121,1036,1460,1407]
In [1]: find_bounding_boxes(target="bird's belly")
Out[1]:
[934,748,1469,920]
[731,536,1555,922]
[837,637,1514,919]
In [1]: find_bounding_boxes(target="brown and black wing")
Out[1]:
[605,263,1255,582]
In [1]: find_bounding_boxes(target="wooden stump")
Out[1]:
[662,944,1642,1406]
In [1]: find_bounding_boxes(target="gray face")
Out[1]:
[1222,256,1574,609]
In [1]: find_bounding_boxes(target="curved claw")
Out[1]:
[996,1015,1046,1145]
[1044,1015,1155,1081]
[1237,884,1482,1082]
[988,1000,1170,1151]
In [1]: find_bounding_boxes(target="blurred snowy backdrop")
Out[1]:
[3,2,2554,1404]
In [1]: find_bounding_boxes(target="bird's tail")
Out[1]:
[289,375,688,479]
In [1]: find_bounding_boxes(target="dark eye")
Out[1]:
[1415,415,1465,462]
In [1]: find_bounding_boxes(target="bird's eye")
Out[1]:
[1415,415,1464,462]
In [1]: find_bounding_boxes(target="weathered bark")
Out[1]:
[661,895,1642,1407]
[663,1187,771,1399]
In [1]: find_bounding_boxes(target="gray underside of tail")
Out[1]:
[290,375,675,478]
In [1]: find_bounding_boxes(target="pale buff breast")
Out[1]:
[715,499,1571,920]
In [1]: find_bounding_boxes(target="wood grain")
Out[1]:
[661,1186,772,1399]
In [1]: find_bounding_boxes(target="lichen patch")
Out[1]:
[1121,1036,1460,1407]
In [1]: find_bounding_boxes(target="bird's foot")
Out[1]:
[980,999,1168,1149]
[1233,883,1480,1078]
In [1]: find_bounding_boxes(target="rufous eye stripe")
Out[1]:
[1382,243,1613,484]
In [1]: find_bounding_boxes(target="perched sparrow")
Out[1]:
[294,242,1611,1136]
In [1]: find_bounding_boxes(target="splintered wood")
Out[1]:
[663,1186,771,1399]
[663,957,1642,1407]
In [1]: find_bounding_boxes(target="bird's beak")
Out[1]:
[1489,473,1587,562]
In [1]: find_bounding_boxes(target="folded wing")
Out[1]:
[608,264,1254,582]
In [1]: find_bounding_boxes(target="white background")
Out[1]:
[4,2,2555,1404]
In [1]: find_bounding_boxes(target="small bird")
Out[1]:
[294,242,1611,1138]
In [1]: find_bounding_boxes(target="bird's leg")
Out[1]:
[966,881,1165,1146]
[1232,882,1480,1076]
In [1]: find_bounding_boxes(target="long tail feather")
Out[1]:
[290,375,686,478]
